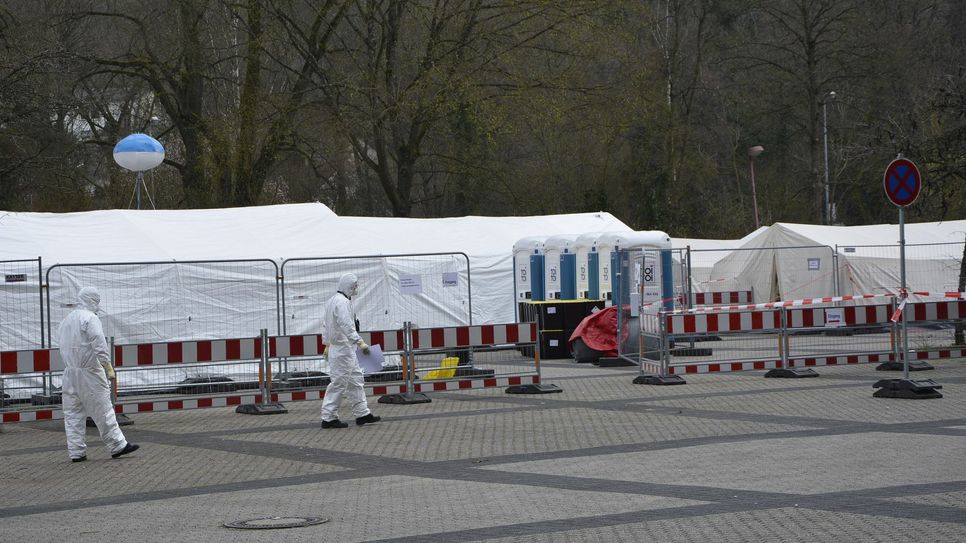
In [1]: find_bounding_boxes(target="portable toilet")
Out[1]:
[575,232,603,300]
[595,231,626,304]
[512,236,546,306]
[597,231,673,309]
[543,234,578,300]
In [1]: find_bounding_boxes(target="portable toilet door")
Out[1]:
[575,232,602,300]
[544,234,578,300]
[596,232,626,304]
[512,236,546,307]
[605,231,673,311]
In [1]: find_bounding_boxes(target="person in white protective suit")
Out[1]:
[58,287,139,462]
[320,273,381,428]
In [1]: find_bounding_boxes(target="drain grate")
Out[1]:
[224,516,330,530]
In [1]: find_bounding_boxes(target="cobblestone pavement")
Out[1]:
[2,360,965,542]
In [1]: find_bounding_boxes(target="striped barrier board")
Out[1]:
[667,310,781,334]
[660,349,966,375]
[692,291,753,306]
[785,305,892,328]
[2,374,541,421]
[0,348,62,374]
[115,337,262,367]
[910,300,966,322]
[411,323,537,350]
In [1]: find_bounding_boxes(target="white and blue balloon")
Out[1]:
[113,133,164,209]
[113,133,165,172]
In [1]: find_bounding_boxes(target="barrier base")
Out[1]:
[633,374,687,386]
[872,378,942,399]
[505,384,563,394]
[87,413,134,427]
[764,368,820,378]
[31,393,62,406]
[670,348,713,357]
[235,402,288,415]
[596,357,637,367]
[875,361,934,372]
[378,392,432,404]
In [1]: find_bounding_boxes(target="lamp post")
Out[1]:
[821,91,837,224]
[748,145,764,229]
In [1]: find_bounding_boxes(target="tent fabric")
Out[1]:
[0,204,632,349]
[671,227,768,293]
[707,221,966,302]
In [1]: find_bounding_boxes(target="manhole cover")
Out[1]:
[224,516,330,530]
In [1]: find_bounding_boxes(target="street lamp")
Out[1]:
[821,90,837,224]
[748,145,764,229]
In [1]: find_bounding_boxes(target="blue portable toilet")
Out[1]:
[597,231,673,309]
[512,236,546,309]
[575,232,603,300]
[543,234,578,300]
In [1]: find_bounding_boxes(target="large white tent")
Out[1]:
[0,203,631,349]
[670,227,768,293]
[706,221,966,302]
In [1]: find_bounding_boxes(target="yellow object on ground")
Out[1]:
[424,357,460,380]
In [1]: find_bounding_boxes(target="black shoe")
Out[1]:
[111,443,139,459]
[321,419,348,429]
[355,413,381,426]
[71,456,87,463]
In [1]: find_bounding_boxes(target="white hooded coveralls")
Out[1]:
[58,287,128,458]
[320,274,372,422]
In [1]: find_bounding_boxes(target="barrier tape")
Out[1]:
[669,293,890,314]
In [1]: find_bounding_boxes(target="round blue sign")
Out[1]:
[883,158,921,207]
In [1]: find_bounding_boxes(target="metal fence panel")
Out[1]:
[281,253,472,335]
[836,241,965,300]
[0,258,44,350]
[46,260,280,346]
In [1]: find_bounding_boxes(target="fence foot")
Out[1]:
[235,403,288,415]
[872,378,942,399]
[505,384,562,394]
[875,361,934,371]
[633,374,686,386]
[596,357,637,367]
[378,392,432,404]
[764,368,820,378]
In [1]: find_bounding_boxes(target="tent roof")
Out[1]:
[0,204,631,265]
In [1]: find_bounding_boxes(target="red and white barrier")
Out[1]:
[0,348,62,374]
[410,323,537,350]
[692,291,753,306]
[667,310,781,334]
[114,338,262,367]
[910,300,966,321]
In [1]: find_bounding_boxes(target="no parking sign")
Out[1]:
[883,158,921,207]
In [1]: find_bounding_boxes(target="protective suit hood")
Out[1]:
[337,273,358,298]
[77,287,101,313]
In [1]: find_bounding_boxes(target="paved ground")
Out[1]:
[2,359,965,542]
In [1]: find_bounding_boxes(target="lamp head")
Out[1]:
[748,145,764,158]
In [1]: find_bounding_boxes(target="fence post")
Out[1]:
[634,309,686,385]
[765,307,819,378]
[236,329,288,415]
[379,321,431,404]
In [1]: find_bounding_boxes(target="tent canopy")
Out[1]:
[0,204,632,348]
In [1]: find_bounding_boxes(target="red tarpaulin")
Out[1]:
[568,306,627,357]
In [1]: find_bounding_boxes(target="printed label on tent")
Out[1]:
[399,274,423,295]
[824,308,844,327]
[807,258,821,271]
[4,274,26,283]
[441,272,458,287]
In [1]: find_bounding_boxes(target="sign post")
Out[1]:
[873,156,942,399]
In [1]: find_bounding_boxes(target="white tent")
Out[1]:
[671,227,768,293]
[706,221,966,302]
[0,204,631,349]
